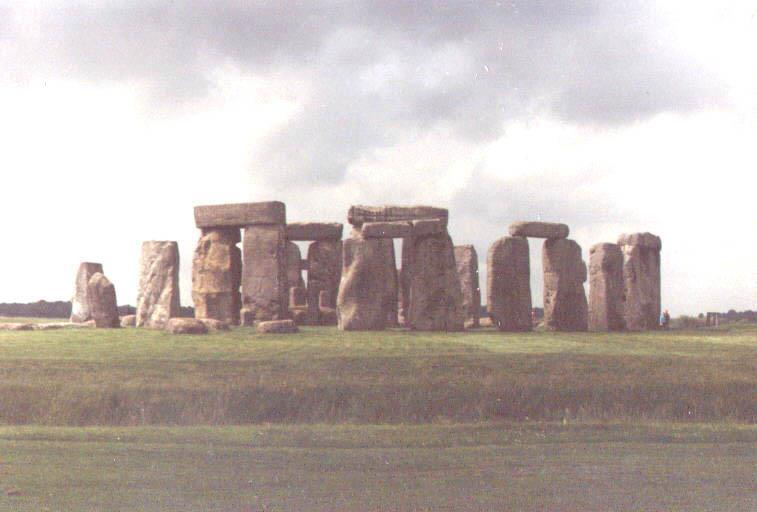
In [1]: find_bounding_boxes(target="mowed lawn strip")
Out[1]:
[0,324,754,424]
[0,423,754,512]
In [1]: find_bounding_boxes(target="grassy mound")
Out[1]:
[0,324,754,425]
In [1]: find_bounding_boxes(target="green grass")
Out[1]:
[0,422,754,511]
[0,324,754,425]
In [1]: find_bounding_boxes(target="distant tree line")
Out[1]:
[0,301,194,319]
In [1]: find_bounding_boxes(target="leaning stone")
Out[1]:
[241,224,288,322]
[285,222,343,241]
[337,237,395,330]
[136,241,180,329]
[194,201,286,229]
[508,221,569,239]
[198,318,230,331]
[166,318,208,335]
[588,243,625,332]
[120,315,137,327]
[285,242,306,292]
[360,221,413,239]
[348,205,448,226]
[618,232,662,330]
[543,239,588,331]
[407,233,464,331]
[70,262,104,323]
[307,240,342,324]
[192,228,242,325]
[87,273,120,328]
[454,245,481,329]
[487,237,532,331]
[257,319,298,334]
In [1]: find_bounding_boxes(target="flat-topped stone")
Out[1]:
[166,318,208,335]
[361,221,413,238]
[286,222,343,241]
[348,205,448,226]
[411,218,447,236]
[194,201,285,228]
[509,221,569,239]
[617,232,662,250]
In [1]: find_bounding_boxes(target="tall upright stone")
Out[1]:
[398,236,415,326]
[543,239,588,332]
[136,241,180,329]
[487,237,532,331]
[87,272,120,328]
[588,243,625,332]
[337,236,397,330]
[407,233,464,331]
[618,232,662,331]
[454,245,481,328]
[70,262,104,323]
[242,224,288,322]
[307,240,342,325]
[192,228,242,324]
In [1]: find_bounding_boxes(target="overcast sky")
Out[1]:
[1,0,755,315]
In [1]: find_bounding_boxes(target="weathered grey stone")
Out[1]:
[242,224,288,322]
[509,221,569,239]
[285,222,342,241]
[257,319,298,334]
[487,237,532,331]
[120,314,136,327]
[336,237,397,330]
[70,262,104,323]
[290,308,309,325]
[307,240,342,325]
[194,201,285,229]
[166,318,208,335]
[412,218,447,237]
[87,272,120,328]
[618,232,662,331]
[543,239,588,332]
[285,241,305,292]
[136,241,180,329]
[0,323,35,331]
[454,245,481,329]
[407,233,464,331]
[198,318,230,331]
[289,286,307,307]
[192,228,242,325]
[348,205,448,226]
[398,236,415,326]
[361,221,413,238]
[588,243,625,332]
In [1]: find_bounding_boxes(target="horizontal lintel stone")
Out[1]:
[194,201,285,229]
[285,222,343,241]
[508,221,569,239]
[361,221,413,238]
[348,205,448,226]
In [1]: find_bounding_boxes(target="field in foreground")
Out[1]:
[0,322,754,425]
[0,422,753,511]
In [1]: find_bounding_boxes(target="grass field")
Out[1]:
[0,320,754,510]
[0,321,753,425]
[0,422,754,511]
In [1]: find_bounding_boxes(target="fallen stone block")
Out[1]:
[0,323,35,331]
[198,318,230,331]
[257,319,298,334]
[165,318,208,335]
[120,315,137,327]
[509,221,569,239]
[194,201,286,229]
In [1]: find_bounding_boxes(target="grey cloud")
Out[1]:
[8,1,723,183]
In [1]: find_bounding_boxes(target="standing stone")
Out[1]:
[618,232,662,331]
[588,243,625,332]
[337,237,396,330]
[241,224,288,322]
[70,262,103,323]
[307,240,342,325]
[543,239,588,332]
[454,245,481,328]
[407,233,464,331]
[487,237,532,331]
[87,273,120,328]
[136,241,180,329]
[192,228,242,325]
[398,236,415,326]
[285,241,305,291]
